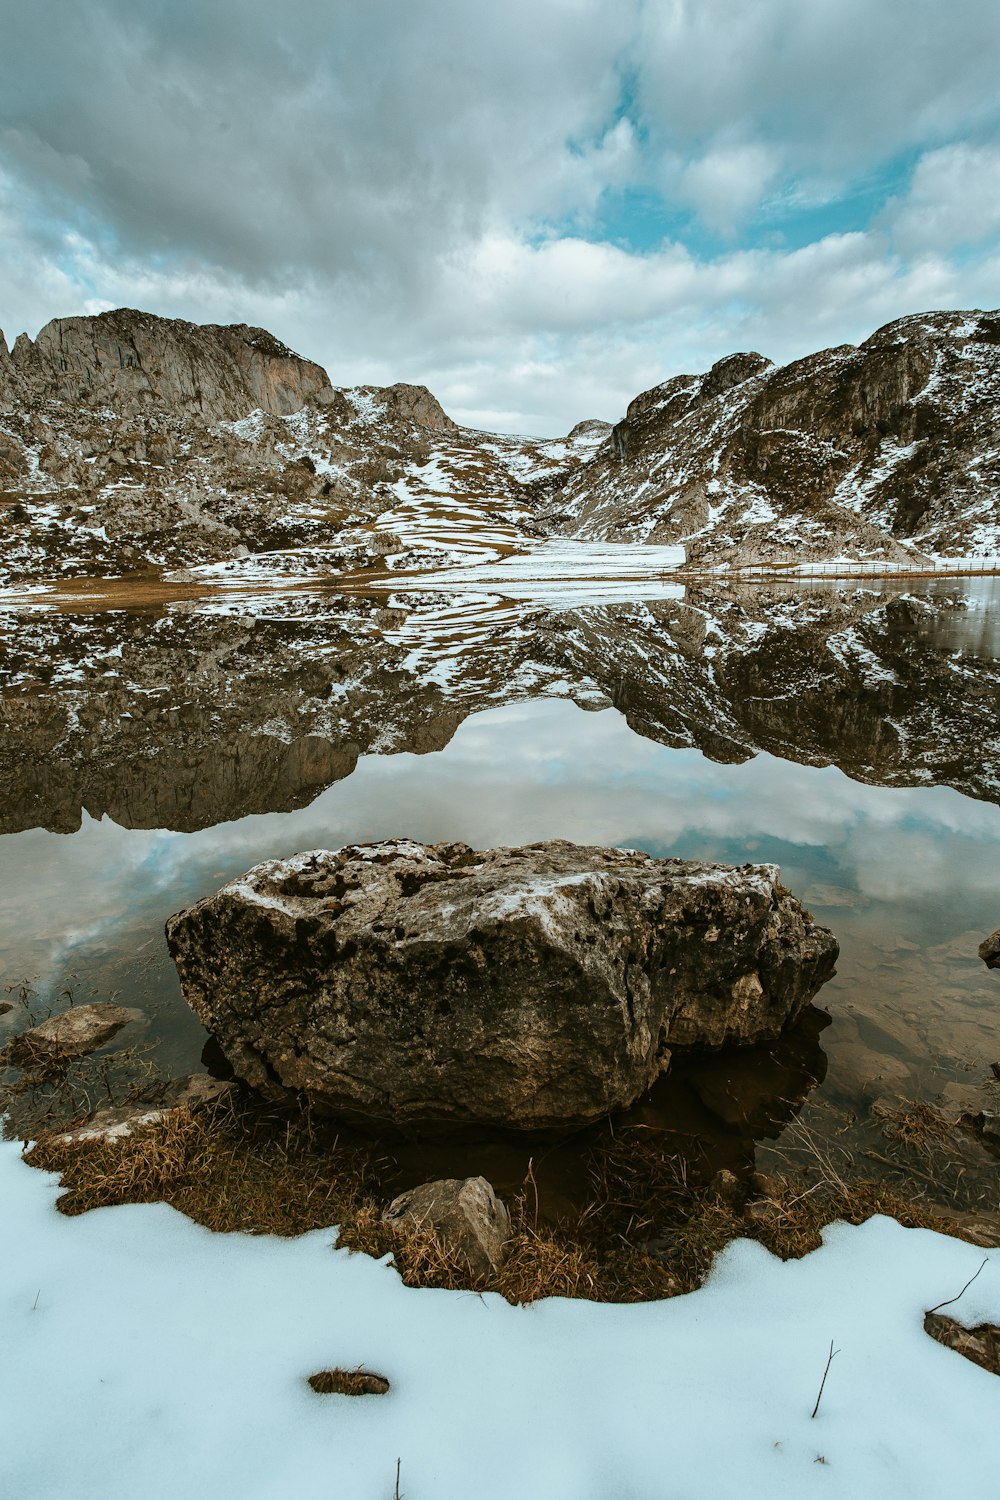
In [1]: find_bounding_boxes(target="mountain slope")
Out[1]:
[547,310,1000,566]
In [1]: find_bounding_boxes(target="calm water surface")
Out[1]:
[2,577,999,1209]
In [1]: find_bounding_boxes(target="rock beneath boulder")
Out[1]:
[4,1002,138,1066]
[383,1176,512,1277]
[707,1168,746,1210]
[165,838,839,1130]
[961,1110,1000,1155]
[978,929,1000,968]
[48,1073,237,1146]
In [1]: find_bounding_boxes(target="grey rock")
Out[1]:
[960,1110,1000,1154]
[979,929,1000,968]
[48,1073,236,1145]
[4,1002,137,1065]
[12,309,333,424]
[380,382,457,434]
[707,1168,746,1209]
[165,838,838,1130]
[383,1176,512,1277]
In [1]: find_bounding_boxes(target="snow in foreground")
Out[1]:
[1,1137,997,1500]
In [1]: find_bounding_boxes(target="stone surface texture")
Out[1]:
[383,1176,512,1277]
[48,1073,237,1146]
[5,1002,136,1063]
[6,309,334,423]
[924,1313,1000,1375]
[165,838,838,1130]
[979,929,1000,968]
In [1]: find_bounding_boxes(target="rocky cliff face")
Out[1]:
[546,310,1000,565]
[0,308,590,588]
[1,309,334,423]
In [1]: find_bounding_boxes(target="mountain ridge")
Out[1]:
[2,304,999,588]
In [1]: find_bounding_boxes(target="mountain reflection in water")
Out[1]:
[1,577,999,1206]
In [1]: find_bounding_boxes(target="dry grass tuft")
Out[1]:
[871,1099,955,1157]
[307,1368,390,1396]
[23,1096,993,1305]
[27,1097,386,1237]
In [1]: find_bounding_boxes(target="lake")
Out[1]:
[2,574,999,1214]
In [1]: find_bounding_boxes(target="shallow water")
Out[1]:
[2,576,999,1209]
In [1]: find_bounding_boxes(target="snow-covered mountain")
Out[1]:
[3,305,1000,590]
[546,310,1000,567]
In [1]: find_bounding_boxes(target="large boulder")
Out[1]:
[165,839,838,1131]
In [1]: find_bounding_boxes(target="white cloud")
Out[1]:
[675,142,780,236]
[884,143,1000,255]
[2,1,1000,432]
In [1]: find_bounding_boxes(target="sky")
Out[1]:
[3,0,1000,434]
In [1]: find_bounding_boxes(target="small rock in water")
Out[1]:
[166,838,839,1130]
[4,1002,138,1066]
[383,1176,512,1278]
[978,929,1000,968]
[959,1110,1000,1155]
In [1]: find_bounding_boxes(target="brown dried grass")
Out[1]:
[307,1368,390,1396]
[23,1098,985,1306]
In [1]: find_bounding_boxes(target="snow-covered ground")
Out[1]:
[2,1136,997,1500]
[380,539,688,599]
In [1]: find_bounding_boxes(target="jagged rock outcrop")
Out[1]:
[2,309,334,423]
[165,838,838,1130]
[0,307,593,587]
[549,309,1000,565]
[379,382,457,434]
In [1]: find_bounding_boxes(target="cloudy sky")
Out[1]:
[3,0,1000,433]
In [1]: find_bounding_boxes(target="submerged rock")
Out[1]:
[166,839,838,1130]
[383,1176,512,1277]
[3,1002,137,1066]
[979,929,1000,968]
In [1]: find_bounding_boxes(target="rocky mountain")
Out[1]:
[0,308,333,423]
[0,308,593,588]
[2,305,1000,591]
[545,310,1000,567]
